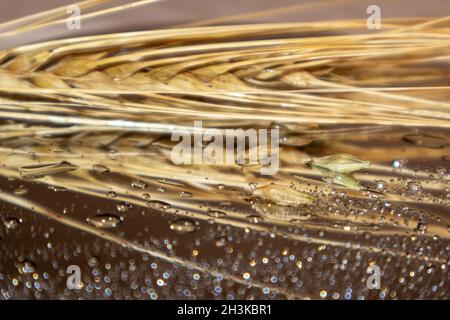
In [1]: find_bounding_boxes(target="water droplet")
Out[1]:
[280,134,313,147]
[108,150,117,160]
[415,222,427,234]
[252,184,313,206]
[17,260,36,274]
[392,159,407,170]
[92,164,110,174]
[142,193,151,200]
[106,191,117,198]
[247,214,263,224]
[87,213,123,228]
[14,186,28,196]
[88,256,99,267]
[179,191,192,198]
[215,236,228,247]
[207,210,227,219]
[290,215,312,223]
[147,200,171,211]
[375,180,387,192]
[406,181,423,195]
[116,202,132,212]
[131,180,147,190]
[3,217,22,229]
[253,200,310,221]
[48,185,67,192]
[169,219,196,234]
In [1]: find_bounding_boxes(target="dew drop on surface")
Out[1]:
[142,193,151,200]
[392,159,407,170]
[415,222,427,234]
[375,180,387,192]
[13,186,28,196]
[116,202,132,212]
[106,191,117,198]
[86,213,123,229]
[363,189,384,199]
[88,256,99,267]
[290,214,312,223]
[215,236,228,247]
[247,214,263,224]
[280,134,313,147]
[147,200,171,211]
[131,180,147,190]
[108,150,117,160]
[252,184,313,206]
[179,191,192,198]
[406,181,423,195]
[17,260,36,274]
[3,217,22,229]
[48,185,67,192]
[92,164,110,174]
[169,219,196,234]
[207,210,227,219]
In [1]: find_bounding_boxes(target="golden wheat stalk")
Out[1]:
[0,18,449,130]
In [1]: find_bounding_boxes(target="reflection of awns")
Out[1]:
[366,265,381,290]
[67,265,83,290]
[170,121,279,175]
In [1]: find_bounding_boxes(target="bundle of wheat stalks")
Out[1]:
[0,4,449,284]
[0,15,449,129]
